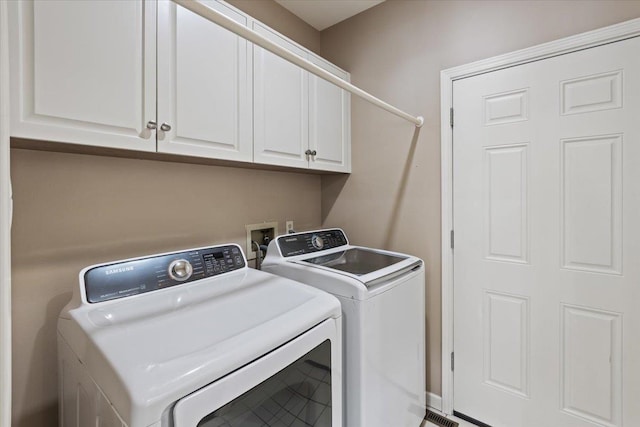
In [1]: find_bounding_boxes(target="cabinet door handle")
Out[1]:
[160,122,172,132]
[305,149,312,156]
[310,150,317,156]
[146,120,157,130]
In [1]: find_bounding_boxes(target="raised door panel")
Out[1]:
[253,22,308,168]
[308,56,351,173]
[561,135,622,274]
[561,305,622,427]
[156,0,252,162]
[9,0,156,151]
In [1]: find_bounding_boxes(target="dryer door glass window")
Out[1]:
[197,340,332,427]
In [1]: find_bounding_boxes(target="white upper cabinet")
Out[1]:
[253,23,351,172]
[309,55,351,173]
[9,0,157,152]
[9,0,350,172]
[156,1,252,161]
[253,22,309,168]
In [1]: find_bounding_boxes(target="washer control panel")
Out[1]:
[84,245,246,303]
[277,229,348,257]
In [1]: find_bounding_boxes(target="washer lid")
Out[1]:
[59,268,341,427]
[295,246,423,290]
[301,247,407,276]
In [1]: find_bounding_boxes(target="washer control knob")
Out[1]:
[168,259,193,281]
[311,235,324,250]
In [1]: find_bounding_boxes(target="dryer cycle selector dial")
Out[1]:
[311,235,324,250]
[168,259,193,281]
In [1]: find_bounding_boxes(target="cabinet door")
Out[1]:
[157,0,252,161]
[309,56,351,173]
[253,22,309,168]
[9,0,156,152]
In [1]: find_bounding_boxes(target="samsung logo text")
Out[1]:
[105,266,135,275]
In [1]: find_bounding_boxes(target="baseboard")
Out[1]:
[426,392,442,412]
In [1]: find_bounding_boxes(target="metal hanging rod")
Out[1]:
[172,0,424,128]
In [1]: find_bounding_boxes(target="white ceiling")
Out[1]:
[275,0,385,31]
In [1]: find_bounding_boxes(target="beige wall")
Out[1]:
[319,0,640,395]
[10,2,321,425]
[227,0,320,53]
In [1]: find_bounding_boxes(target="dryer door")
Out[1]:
[173,318,342,427]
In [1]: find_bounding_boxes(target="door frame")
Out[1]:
[439,17,640,416]
[0,1,11,425]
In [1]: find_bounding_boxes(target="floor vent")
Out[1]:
[424,409,459,427]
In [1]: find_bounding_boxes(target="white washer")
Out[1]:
[262,229,425,427]
[58,243,343,427]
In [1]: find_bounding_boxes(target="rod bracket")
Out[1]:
[416,116,425,128]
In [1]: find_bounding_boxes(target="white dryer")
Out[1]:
[58,243,343,427]
[262,229,425,427]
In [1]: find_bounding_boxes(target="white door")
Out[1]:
[308,56,351,173]
[453,36,640,427]
[156,0,252,162]
[9,0,156,152]
[253,22,309,169]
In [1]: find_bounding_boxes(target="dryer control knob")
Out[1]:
[168,259,193,281]
[311,235,324,250]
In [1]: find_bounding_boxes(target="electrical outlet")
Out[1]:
[245,222,278,259]
[286,220,294,234]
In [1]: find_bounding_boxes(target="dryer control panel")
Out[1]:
[84,245,246,303]
[277,229,348,257]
